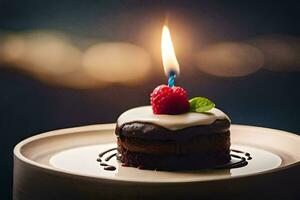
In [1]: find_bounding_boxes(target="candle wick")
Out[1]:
[168,71,176,87]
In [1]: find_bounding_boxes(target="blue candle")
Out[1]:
[168,71,176,87]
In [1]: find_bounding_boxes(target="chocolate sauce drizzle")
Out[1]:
[97,148,251,171]
[231,149,252,160]
[96,148,117,171]
[212,149,252,169]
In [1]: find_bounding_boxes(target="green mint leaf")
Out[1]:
[189,97,215,113]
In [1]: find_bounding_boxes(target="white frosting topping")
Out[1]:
[117,106,230,131]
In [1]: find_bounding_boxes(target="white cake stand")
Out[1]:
[13,124,300,200]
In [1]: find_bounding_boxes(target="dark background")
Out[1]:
[1,1,300,199]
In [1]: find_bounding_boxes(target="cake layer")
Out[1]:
[117,145,231,170]
[115,106,232,170]
[117,130,230,155]
[117,106,230,131]
[116,119,230,141]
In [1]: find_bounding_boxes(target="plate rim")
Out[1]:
[14,123,300,184]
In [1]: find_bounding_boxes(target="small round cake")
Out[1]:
[115,106,231,170]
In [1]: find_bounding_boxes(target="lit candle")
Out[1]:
[151,24,215,115]
[161,25,180,87]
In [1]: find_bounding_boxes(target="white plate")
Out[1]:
[49,143,282,182]
[13,124,300,200]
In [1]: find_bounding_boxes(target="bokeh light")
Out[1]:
[82,42,151,85]
[0,31,103,89]
[20,31,81,76]
[0,31,155,88]
[250,35,300,72]
[194,42,264,77]
[1,34,25,64]
[2,30,300,89]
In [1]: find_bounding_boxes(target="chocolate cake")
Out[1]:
[115,106,231,170]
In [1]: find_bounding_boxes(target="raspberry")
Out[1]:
[150,85,190,115]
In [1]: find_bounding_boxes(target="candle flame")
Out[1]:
[161,25,180,76]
